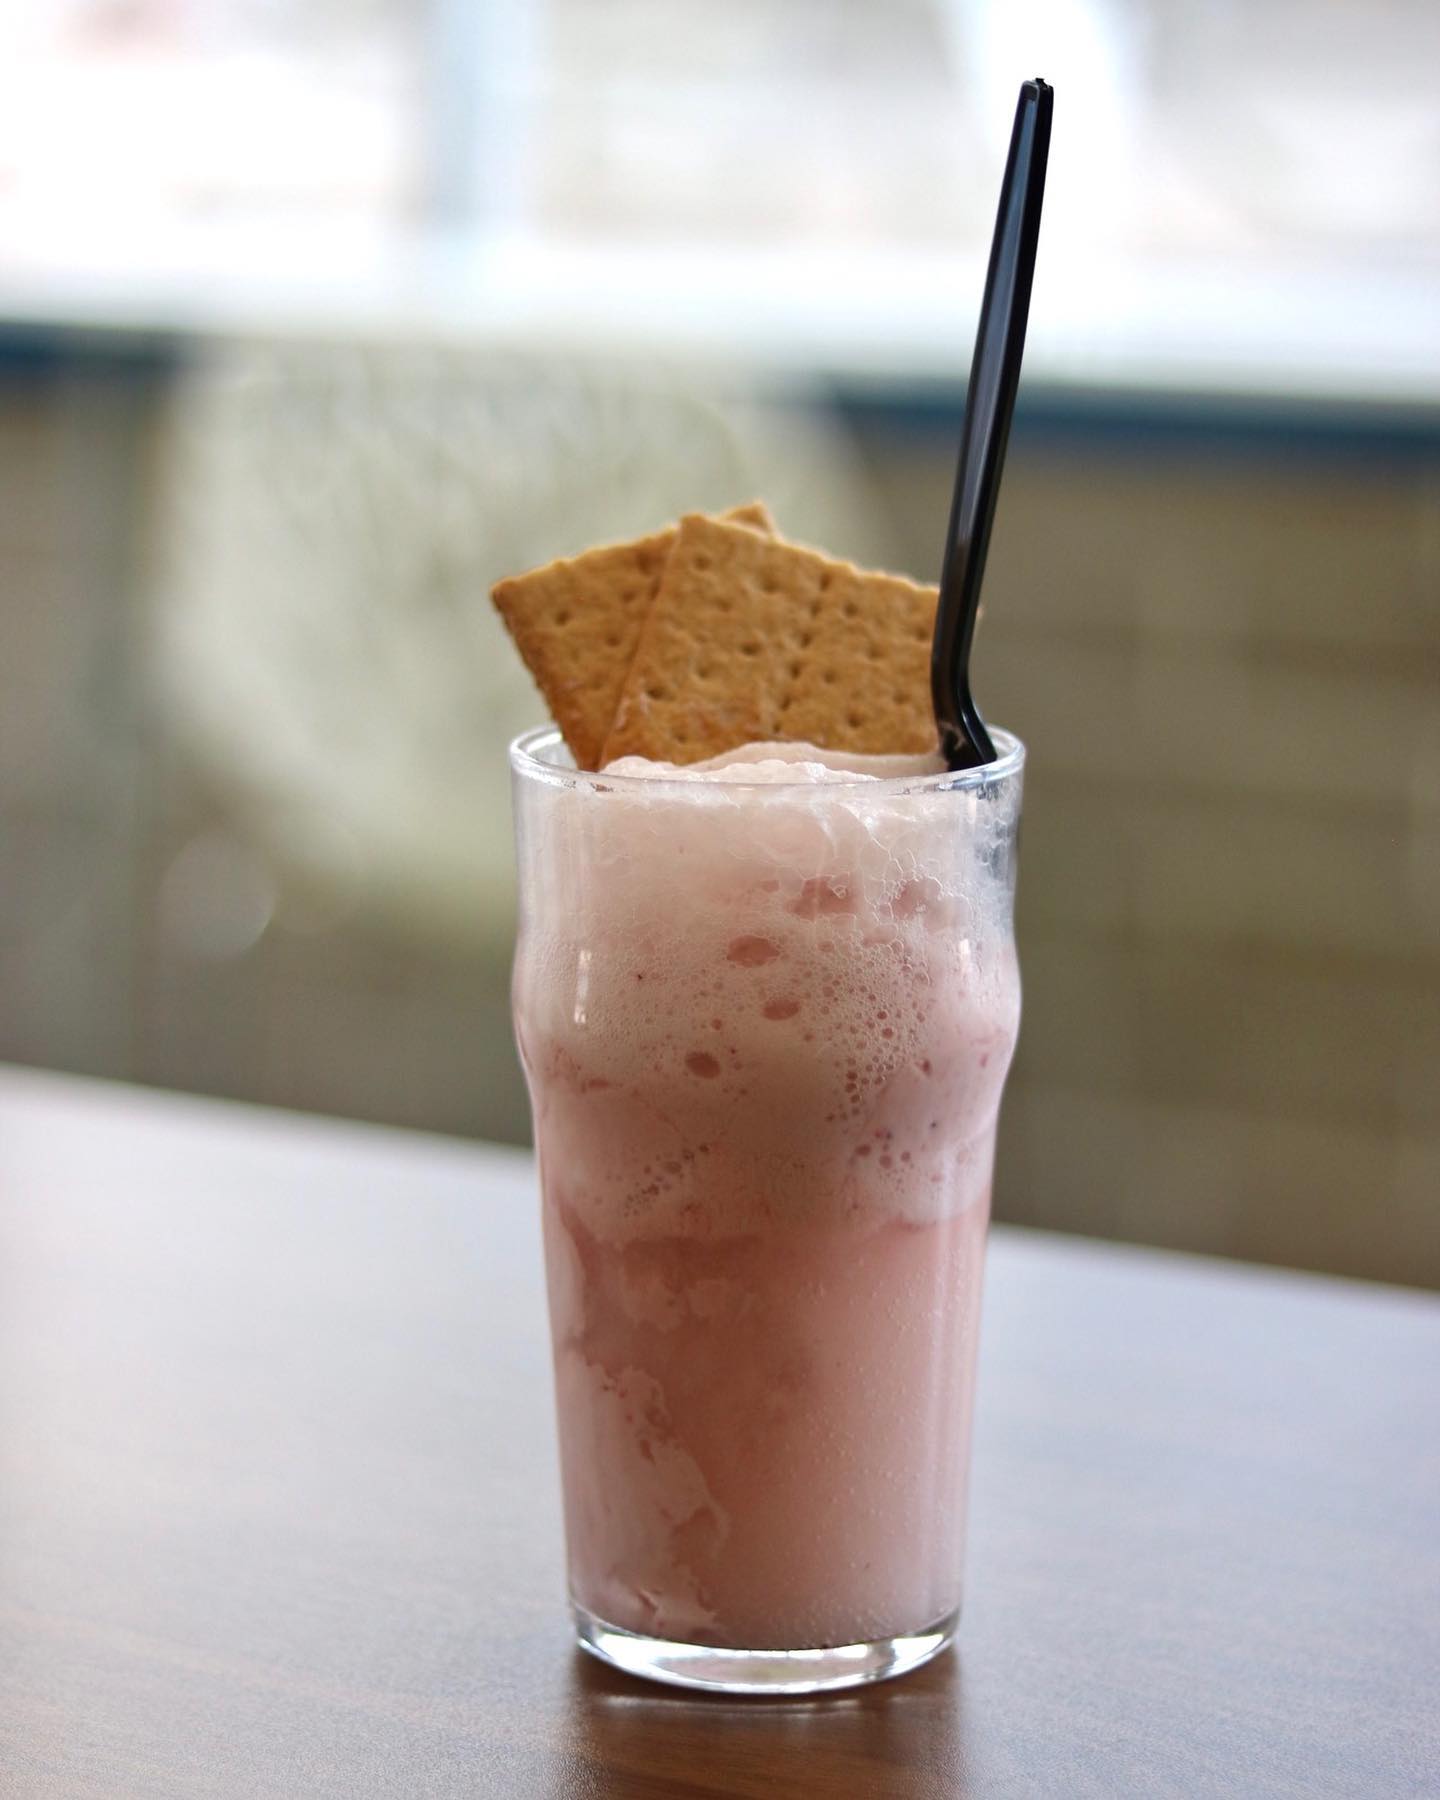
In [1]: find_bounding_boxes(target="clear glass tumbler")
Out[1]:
[509,726,1024,1693]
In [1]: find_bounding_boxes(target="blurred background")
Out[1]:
[1,0,1436,1287]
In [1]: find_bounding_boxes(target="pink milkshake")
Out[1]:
[510,728,1023,1692]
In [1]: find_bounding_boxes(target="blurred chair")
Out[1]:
[145,340,891,1135]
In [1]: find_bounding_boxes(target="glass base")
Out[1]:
[573,1603,958,1695]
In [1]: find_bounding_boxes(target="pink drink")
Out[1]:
[510,731,1023,1689]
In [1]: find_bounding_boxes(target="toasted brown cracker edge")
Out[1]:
[490,501,775,770]
[600,514,939,767]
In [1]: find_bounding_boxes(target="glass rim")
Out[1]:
[509,724,1025,797]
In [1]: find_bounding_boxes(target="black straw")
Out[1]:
[932,78,1053,771]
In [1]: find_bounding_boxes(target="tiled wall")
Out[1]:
[864,434,1440,1287]
[1,360,1435,1287]
[0,370,151,1082]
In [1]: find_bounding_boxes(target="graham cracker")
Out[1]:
[600,514,939,766]
[491,501,774,769]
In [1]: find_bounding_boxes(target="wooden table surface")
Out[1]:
[1,1066,1436,1800]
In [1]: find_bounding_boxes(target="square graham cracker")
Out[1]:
[490,501,775,769]
[600,513,939,766]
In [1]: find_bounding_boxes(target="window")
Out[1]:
[2,1,1436,392]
